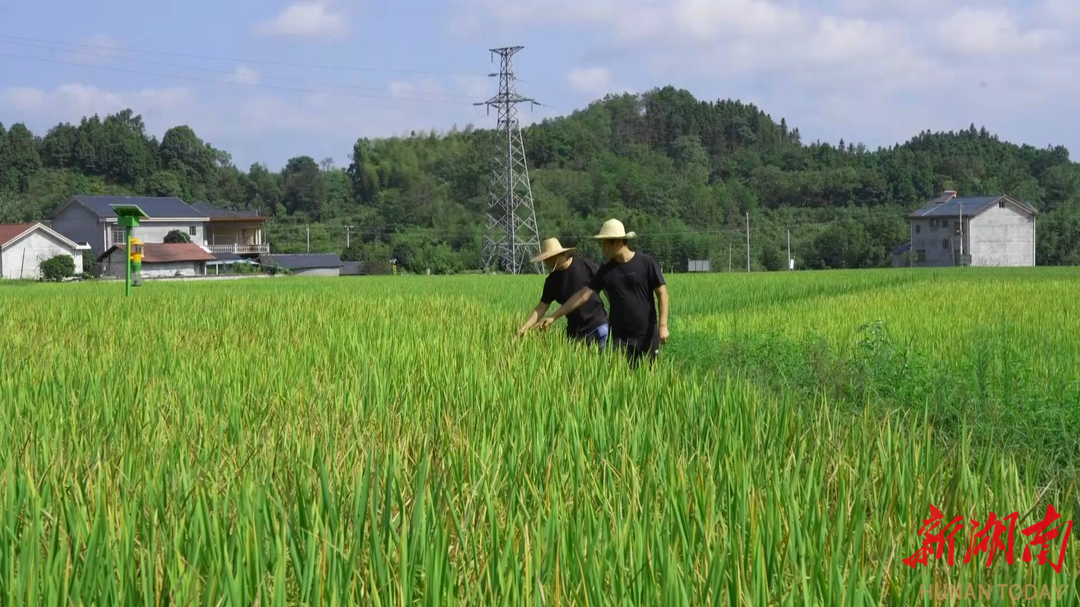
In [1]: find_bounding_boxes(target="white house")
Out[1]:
[50,195,208,252]
[0,223,89,279]
[900,191,1038,267]
[98,242,217,279]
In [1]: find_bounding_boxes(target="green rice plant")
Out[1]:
[0,272,1076,605]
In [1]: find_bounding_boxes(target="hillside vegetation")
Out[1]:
[1,86,1078,271]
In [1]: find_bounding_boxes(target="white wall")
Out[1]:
[139,261,205,278]
[968,202,1035,267]
[106,221,208,247]
[1,230,83,279]
[101,249,205,278]
[291,268,340,277]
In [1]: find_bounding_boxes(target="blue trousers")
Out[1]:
[573,323,609,352]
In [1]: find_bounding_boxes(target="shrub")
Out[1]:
[164,230,190,244]
[39,255,75,282]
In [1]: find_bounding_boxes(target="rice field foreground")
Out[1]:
[1,269,1078,605]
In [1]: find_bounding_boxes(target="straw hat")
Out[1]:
[531,237,576,263]
[593,218,636,240]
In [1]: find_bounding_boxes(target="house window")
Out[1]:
[940,220,949,229]
[916,249,926,262]
[930,219,937,228]
[942,239,950,250]
[999,200,1005,208]
[189,225,198,236]
[915,224,921,234]
[110,227,125,245]
[954,222,961,236]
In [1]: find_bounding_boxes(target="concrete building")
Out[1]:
[190,201,269,258]
[900,192,1038,267]
[51,196,210,258]
[261,253,343,276]
[0,223,89,279]
[98,242,216,278]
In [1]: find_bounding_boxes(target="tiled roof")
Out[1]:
[99,242,216,263]
[190,201,263,219]
[72,196,207,219]
[908,196,1003,218]
[0,223,36,247]
[261,253,343,270]
[891,241,911,255]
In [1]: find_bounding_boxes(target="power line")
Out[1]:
[0,34,586,106]
[0,52,472,106]
[0,34,488,78]
[0,39,479,101]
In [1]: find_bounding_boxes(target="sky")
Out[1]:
[0,0,1077,171]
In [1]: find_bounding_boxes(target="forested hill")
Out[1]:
[1,85,1079,272]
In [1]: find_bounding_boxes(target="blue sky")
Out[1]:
[0,0,1077,171]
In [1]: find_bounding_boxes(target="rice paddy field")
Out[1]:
[1,267,1078,605]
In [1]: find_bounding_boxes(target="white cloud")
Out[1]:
[230,66,261,85]
[254,1,348,38]
[1042,0,1080,22]
[936,7,1061,55]
[64,34,126,66]
[566,67,612,94]
[2,84,191,121]
[387,79,445,100]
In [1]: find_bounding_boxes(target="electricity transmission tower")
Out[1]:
[475,46,542,274]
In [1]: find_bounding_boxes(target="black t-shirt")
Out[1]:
[541,257,608,337]
[587,252,665,340]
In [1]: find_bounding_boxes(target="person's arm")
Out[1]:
[648,256,669,344]
[537,287,593,329]
[656,284,669,343]
[516,302,550,337]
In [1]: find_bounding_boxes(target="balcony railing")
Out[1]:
[207,243,270,254]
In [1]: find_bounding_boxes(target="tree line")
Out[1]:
[1,86,1078,272]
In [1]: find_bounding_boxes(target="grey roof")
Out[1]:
[261,253,343,270]
[341,261,364,275]
[191,201,263,219]
[908,196,1002,218]
[891,241,911,256]
[72,195,207,219]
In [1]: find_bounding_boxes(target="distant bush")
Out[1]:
[164,230,190,243]
[39,255,75,282]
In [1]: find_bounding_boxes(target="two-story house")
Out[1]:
[897,191,1038,267]
[51,196,211,254]
[50,196,269,269]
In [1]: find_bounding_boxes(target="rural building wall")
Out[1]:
[968,202,1035,267]
[132,222,208,247]
[206,224,260,245]
[909,217,962,267]
[101,249,205,279]
[291,268,340,277]
[52,203,104,253]
[1,231,83,279]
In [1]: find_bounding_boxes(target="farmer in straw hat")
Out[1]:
[538,219,669,368]
[515,237,610,350]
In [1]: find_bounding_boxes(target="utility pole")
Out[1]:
[787,228,791,270]
[346,225,354,249]
[745,212,750,272]
[475,46,542,274]
[306,225,310,253]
